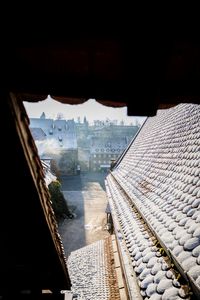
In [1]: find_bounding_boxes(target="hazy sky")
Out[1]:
[24,96,146,125]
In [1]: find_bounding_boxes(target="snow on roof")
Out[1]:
[30,118,77,150]
[106,103,200,299]
[91,137,128,154]
[67,238,120,300]
[30,118,53,129]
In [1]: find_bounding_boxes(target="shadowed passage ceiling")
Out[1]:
[2,21,200,116]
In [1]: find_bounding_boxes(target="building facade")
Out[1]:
[76,119,139,172]
[30,115,139,174]
[90,137,129,172]
[30,116,78,175]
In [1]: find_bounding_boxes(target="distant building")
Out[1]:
[77,148,90,172]
[76,120,139,172]
[30,116,139,174]
[90,123,138,139]
[90,137,129,172]
[30,117,78,175]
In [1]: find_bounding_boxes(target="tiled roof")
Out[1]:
[67,238,120,300]
[91,137,128,154]
[106,103,200,299]
[30,118,53,129]
[30,118,77,149]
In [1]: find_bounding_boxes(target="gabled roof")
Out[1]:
[30,118,77,150]
[106,103,200,299]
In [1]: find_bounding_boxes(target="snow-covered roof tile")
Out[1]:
[67,238,120,300]
[106,176,192,299]
[106,103,200,298]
